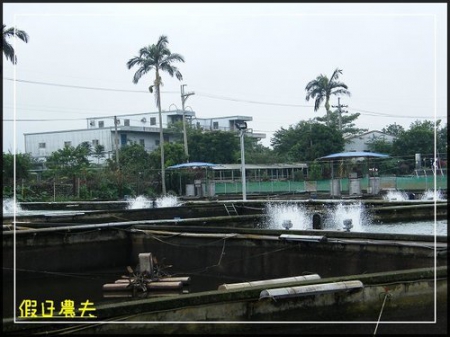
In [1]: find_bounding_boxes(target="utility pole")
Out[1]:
[114,116,120,169]
[181,84,195,162]
[235,121,248,201]
[332,97,348,131]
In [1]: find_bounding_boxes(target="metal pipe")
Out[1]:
[259,280,364,300]
[218,274,321,290]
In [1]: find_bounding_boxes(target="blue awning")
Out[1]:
[317,151,389,160]
[167,162,219,169]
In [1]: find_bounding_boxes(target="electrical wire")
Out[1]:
[4,77,445,119]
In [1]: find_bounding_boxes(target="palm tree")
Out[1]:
[127,35,184,195]
[93,144,105,164]
[2,24,29,64]
[305,68,350,126]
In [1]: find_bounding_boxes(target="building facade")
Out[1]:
[24,110,265,164]
[344,130,395,152]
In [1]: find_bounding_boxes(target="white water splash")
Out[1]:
[264,201,371,232]
[383,189,446,201]
[2,198,22,215]
[264,203,311,230]
[383,190,409,201]
[126,195,181,209]
[324,202,371,232]
[420,189,446,201]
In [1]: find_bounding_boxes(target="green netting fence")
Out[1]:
[213,175,447,195]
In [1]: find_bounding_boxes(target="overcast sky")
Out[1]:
[2,3,447,153]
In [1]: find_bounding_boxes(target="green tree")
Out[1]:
[2,24,29,65]
[107,142,159,197]
[188,130,240,163]
[46,144,91,196]
[437,123,447,158]
[305,68,351,126]
[308,161,323,181]
[316,109,368,136]
[46,145,90,176]
[392,120,436,158]
[382,123,405,137]
[2,152,33,197]
[127,35,185,195]
[92,144,105,164]
[366,137,394,155]
[149,142,187,193]
[271,121,345,162]
[245,140,281,164]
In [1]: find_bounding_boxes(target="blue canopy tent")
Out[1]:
[317,151,389,161]
[317,152,390,195]
[167,162,218,169]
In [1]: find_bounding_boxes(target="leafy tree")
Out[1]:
[366,137,394,154]
[109,143,150,169]
[79,141,92,154]
[316,109,368,136]
[149,142,187,193]
[392,120,436,158]
[245,140,281,164]
[188,130,240,163]
[2,24,29,64]
[2,151,33,190]
[271,121,345,162]
[45,144,91,195]
[437,122,447,158]
[308,161,323,181]
[305,68,351,126]
[46,145,90,177]
[127,35,185,195]
[92,144,105,164]
[382,123,405,137]
[148,142,187,168]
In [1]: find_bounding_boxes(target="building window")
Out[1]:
[150,117,157,126]
[155,139,160,146]
[89,120,95,127]
[92,139,99,146]
[139,139,145,147]
[213,121,219,130]
[38,142,46,149]
[98,121,104,128]
[120,134,127,146]
[124,119,130,126]
[64,141,71,147]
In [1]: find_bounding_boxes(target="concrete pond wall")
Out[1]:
[3,223,447,334]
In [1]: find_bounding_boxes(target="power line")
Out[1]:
[3,77,155,93]
[3,77,312,107]
[196,91,312,108]
[3,118,86,121]
[3,77,446,119]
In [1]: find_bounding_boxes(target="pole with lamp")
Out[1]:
[235,121,248,201]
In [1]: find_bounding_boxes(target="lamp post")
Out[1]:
[181,84,195,161]
[235,121,248,201]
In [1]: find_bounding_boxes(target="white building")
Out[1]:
[344,130,395,152]
[24,110,265,164]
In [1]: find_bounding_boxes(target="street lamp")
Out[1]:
[168,103,178,111]
[235,121,248,201]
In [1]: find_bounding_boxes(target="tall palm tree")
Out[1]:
[305,68,351,126]
[2,24,29,64]
[127,35,184,195]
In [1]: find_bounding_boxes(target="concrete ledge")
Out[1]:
[3,266,446,334]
